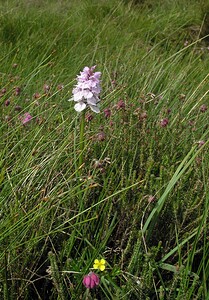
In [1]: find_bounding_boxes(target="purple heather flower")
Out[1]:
[57,84,64,90]
[5,115,12,122]
[5,99,10,106]
[0,88,6,98]
[104,108,111,118]
[97,131,106,141]
[43,84,50,93]
[83,272,100,289]
[86,113,94,122]
[116,99,125,110]
[14,87,21,96]
[14,105,22,112]
[160,118,169,127]
[21,113,32,125]
[109,120,114,127]
[33,92,41,99]
[1,88,6,94]
[197,140,205,147]
[200,104,207,113]
[69,66,101,113]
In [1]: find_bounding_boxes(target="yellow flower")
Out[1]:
[93,258,106,271]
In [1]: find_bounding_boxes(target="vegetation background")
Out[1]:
[0,0,209,299]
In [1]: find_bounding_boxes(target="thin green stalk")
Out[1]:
[79,111,85,171]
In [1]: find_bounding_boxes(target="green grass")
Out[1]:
[0,0,209,299]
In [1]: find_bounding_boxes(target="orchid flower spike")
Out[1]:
[69,66,101,113]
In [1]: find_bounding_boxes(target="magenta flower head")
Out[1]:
[200,104,207,113]
[5,99,10,106]
[116,99,125,110]
[86,113,94,122]
[160,118,169,127]
[14,87,21,96]
[83,272,100,289]
[104,108,111,118]
[21,112,32,125]
[69,66,101,113]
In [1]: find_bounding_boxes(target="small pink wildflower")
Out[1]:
[1,88,6,94]
[160,118,169,127]
[197,140,205,148]
[14,87,21,96]
[200,104,207,113]
[116,99,125,110]
[33,92,41,99]
[86,113,94,122]
[103,108,111,118]
[0,88,6,97]
[57,84,64,90]
[5,99,10,106]
[83,272,100,289]
[21,113,32,125]
[5,115,12,122]
[109,120,114,127]
[43,84,50,94]
[97,132,106,142]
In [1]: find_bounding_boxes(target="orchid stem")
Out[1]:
[79,111,85,171]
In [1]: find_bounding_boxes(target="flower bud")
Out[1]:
[200,104,207,113]
[15,87,21,96]
[20,112,32,125]
[86,114,94,122]
[160,118,169,127]
[104,108,111,118]
[97,132,105,142]
[197,140,205,148]
[43,84,50,93]
[116,99,125,110]
[5,99,10,106]
[14,105,22,112]
[82,272,100,289]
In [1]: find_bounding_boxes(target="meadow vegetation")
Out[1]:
[0,0,209,299]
